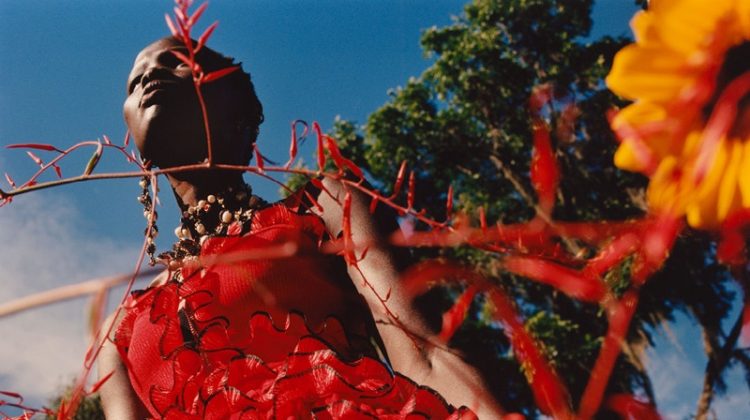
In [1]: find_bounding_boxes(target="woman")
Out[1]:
[98,36,503,419]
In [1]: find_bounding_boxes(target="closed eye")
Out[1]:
[128,75,142,94]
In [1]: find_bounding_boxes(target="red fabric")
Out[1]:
[116,202,474,419]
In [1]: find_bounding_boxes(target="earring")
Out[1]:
[138,175,158,265]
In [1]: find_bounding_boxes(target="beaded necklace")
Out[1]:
[139,177,266,269]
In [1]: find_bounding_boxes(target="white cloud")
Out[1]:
[712,364,750,419]
[647,349,701,418]
[0,193,142,412]
[646,314,750,419]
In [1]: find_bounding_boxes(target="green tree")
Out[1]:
[291,0,741,416]
[46,381,103,420]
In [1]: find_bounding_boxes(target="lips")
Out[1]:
[140,79,179,107]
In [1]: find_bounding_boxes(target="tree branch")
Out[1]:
[695,299,746,418]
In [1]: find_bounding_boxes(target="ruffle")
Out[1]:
[118,306,472,419]
[115,202,475,419]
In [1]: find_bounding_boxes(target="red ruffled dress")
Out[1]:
[115,197,475,419]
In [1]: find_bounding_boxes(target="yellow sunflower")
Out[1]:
[606,0,750,229]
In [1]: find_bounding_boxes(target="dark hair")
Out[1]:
[193,41,264,164]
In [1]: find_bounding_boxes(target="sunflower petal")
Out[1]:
[607,45,692,102]
[630,11,657,44]
[612,102,680,157]
[648,157,683,215]
[650,0,734,54]
[686,138,729,228]
[738,139,750,207]
[717,140,744,221]
[737,0,750,39]
[615,142,648,172]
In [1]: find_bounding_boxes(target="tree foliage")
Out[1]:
[46,382,102,420]
[294,0,740,416]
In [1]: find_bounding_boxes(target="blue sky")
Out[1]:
[0,0,747,417]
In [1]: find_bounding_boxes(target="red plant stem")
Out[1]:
[0,270,156,318]
[390,161,407,199]
[438,285,479,343]
[401,261,571,417]
[61,174,164,417]
[604,394,661,420]
[578,291,639,419]
[503,256,607,303]
[489,289,573,418]
[194,82,214,165]
[11,141,144,190]
[585,233,640,278]
[3,158,651,258]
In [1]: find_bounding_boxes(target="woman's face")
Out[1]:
[124,37,235,168]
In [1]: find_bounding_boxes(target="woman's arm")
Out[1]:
[97,311,149,419]
[315,178,504,419]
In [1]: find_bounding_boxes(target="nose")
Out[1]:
[141,66,167,88]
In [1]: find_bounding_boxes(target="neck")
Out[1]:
[166,169,248,208]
